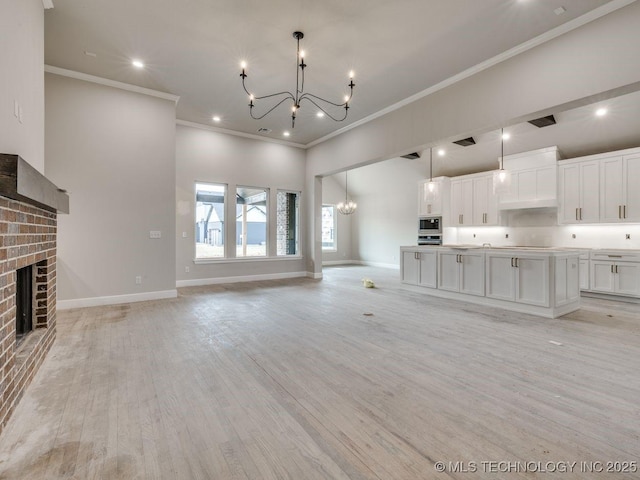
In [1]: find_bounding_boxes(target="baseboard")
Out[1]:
[353,260,400,270]
[176,271,308,287]
[322,260,357,266]
[58,289,178,310]
[307,271,323,279]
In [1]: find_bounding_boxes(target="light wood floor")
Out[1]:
[0,266,639,479]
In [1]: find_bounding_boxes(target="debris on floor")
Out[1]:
[363,313,374,316]
[548,340,563,346]
[362,278,375,288]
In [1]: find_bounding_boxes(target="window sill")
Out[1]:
[322,249,337,253]
[194,255,303,265]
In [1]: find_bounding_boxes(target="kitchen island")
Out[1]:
[400,245,581,318]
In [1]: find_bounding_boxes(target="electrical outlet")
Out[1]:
[185,266,190,273]
[149,230,161,239]
[182,232,188,238]
[135,276,142,284]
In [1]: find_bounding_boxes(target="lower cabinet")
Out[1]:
[579,258,590,290]
[590,260,640,296]
[401,250,437,288]
[400,246,582,318]
[485,253,550,307]
[438,251,484,296]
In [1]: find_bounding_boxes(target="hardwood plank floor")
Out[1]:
[0,265,638,479]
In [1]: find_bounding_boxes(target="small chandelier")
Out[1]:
[493,128,512,194]
[337,171,357,215]
[240,31,355,128]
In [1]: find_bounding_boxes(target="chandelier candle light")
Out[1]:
[240,31,355,128]
[337,171,357,215]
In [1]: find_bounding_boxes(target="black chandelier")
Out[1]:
[240,31,355,128]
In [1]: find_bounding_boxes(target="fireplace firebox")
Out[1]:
[15,265,33,345]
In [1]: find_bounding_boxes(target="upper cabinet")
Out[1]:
[498,146,559,210]
[418,176,449,217]
[558,159,600,224]
[601,153,640,223]
[558,147,640,224]
[450,172,499,227]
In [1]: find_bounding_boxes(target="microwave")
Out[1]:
[419,216,441,234]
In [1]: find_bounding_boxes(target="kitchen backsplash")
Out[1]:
[445,209,640,249]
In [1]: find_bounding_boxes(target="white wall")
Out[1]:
[349,157,427,268]
[321,175,352,264]
[0,0,44,173]
[304,1,640,276]
[175,124,306,284]
[45,73,177,306]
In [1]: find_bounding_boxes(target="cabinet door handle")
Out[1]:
[579,208,583,220]
[576,208,579,220]
[460,214,464,224]
[616,265,619,274]
[611,264,614,273]
[619,205,622,219]
[511,257,514,268]
[624,205,627,219]
[515,258,519,268]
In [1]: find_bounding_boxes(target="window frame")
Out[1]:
[235,185,269,258]
[321,204,337,252]
[194,181,227,260]
[276,190,301,257]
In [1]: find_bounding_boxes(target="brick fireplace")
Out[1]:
[0,154,68,435]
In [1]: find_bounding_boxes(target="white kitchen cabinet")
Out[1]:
[401,249,437,288]
[498,146,559,210]
[418,177,449,217]
[600,153,640,223]
[590,251,640,297]
[438,250,484,296]
[579,256,590,291]
[486,252,550,307]
[558,160,600,224]
[450,178,473,226]
[472,174,499,225]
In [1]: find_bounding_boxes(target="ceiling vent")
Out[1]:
[257,127,272,134]
[528,114,557,128]
[400,152,421,160]
[453,137,476,147]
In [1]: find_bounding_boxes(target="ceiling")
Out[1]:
[44,0,621,146]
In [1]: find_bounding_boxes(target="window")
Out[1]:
[277,191,300,256]
[236,186,268,257]
[195,182,226,259]
[322,204,336,251]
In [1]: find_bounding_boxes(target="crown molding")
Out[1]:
[305,0,637,148]
[176,120,306,149]
[44,65,180,104]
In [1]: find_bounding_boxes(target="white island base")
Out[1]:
[400,246,581,319]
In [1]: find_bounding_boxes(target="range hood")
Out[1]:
[497,146,559,211]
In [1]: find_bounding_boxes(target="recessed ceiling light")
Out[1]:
[316,111,325,118]
[596,108,607,117]
[84,51,97,58]
[212,116,221,122]
[502,132,511,140]
[283,131,290,137]
[132,59,144,69]
[437,149,445,156]
[554,6,567,15]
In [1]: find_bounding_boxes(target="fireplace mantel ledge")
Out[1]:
[0,154,69,213]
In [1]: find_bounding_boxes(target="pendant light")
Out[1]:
[425,147,439,201]
[493,128,512,194]
[337,171,357,215]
